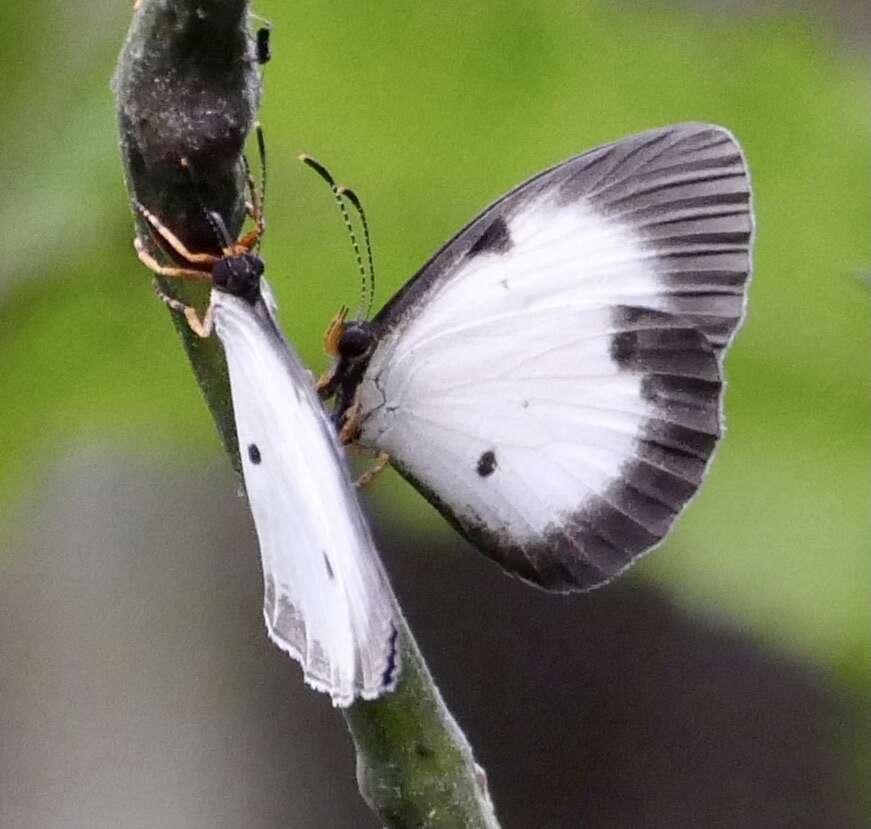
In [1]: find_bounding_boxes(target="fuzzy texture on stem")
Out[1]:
[114,2,499,827]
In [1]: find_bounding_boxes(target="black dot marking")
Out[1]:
[477,450,497,477]
[522,400,530,409]
[467,216,512,258]
[322,551,335,580]
[248,444,261,464]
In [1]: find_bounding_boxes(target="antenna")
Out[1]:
[337,185,375,320]
[300,154,370,317]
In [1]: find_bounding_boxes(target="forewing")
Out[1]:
[213,287,398,704]
[358,123,752,591]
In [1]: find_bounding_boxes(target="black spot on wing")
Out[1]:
[248,443,262,464]
[322,551,334,580]
[477,450,498,477]
[467,216,512,258]
[419,306,722,591]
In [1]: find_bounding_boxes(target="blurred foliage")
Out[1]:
[0,0,867,737]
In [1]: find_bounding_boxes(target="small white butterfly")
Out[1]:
[318,123,754,591]
[134,192,399,707]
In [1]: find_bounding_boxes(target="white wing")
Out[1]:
[213,283,398,705]
[356,123,753,591]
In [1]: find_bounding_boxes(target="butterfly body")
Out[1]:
[134,193,399,706]
[326,123,753,591]
[211,278,398,702]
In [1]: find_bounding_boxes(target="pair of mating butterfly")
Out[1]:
[134,123,753,707]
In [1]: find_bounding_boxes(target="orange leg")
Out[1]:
[134,202,219,266]
[151,279,214,338]
[134,238,212,282]
[339,400,363,445]
[315,364,338,397]
[355,452,390,489]
[241,137,266,246]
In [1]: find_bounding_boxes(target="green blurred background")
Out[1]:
[1,1,868,826]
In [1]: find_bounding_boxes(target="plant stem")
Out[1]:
[114,2,499,826]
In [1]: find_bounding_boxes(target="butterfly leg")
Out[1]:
[354,451,390,489]
[315,364,339,399]
[242,174,265,244]
[134,238,213,282]
[134,202,220,267]
[152,279,214,338]
[338,400,362,444]
[248,123,267,233]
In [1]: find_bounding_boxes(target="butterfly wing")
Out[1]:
[355,123,753,591]
[213,284,398,705]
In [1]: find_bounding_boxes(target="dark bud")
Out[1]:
[338,321,374,360]
[212,253,265,304]
[256,28,271,65]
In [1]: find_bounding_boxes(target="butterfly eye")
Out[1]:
[338,322,373,360]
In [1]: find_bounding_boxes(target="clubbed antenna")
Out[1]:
[299,154,371,319]
[337,185,375,320]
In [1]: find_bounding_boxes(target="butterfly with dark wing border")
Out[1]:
[318,123,753,593]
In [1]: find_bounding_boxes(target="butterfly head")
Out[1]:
[324,306,375,364]
[212,252,265,304]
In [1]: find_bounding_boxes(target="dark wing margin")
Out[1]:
[552,123,753,356]
[370,123,752,592]
[374,122,753,359]
[389,307,723,592]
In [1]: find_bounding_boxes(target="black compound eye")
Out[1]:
[338,323,373,359]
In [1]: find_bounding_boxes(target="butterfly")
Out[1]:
[132,159,399,707]
[317,123,753,592]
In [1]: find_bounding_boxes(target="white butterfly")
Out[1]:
[319,123,753,591]
[134,203,398,707]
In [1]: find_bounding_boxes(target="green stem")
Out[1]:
[114,3,499,826]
